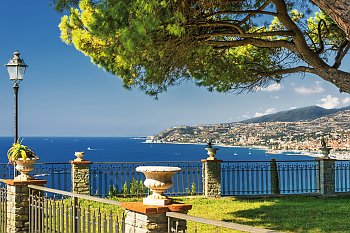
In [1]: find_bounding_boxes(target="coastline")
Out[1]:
[143,140,350,160]
[143,140,267,150]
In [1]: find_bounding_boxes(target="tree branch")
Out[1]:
[272,0,330,69]
[186,21,244,34]
[305,32,318,52]
[257,66,318,76]
[203,38,297,52]
[316,19,328,55]
[205,10,278,18]
[196,30,295,39]
[240,1,271,25]
[333,41,350,68]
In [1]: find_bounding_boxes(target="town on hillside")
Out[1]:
[148,110,350,157]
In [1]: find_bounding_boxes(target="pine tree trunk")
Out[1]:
[311,0,350,40]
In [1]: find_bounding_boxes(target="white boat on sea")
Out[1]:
[265,150,282,154]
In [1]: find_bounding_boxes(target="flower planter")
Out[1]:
[74,151,85,161]
[205,147,219,160]
[136,166,181,206]
[320,147,332,159]
[14,157,37,181]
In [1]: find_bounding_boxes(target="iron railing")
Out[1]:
[277,161,319,194]
[28,185,124,233]
[90,161,202,197]
[0,164,13,180]
[0,159,349,198]
[335,160,350,192]
[0,163,71,192]
[32,163,71,191]
[166,212,285,233]
[222,161,320,196]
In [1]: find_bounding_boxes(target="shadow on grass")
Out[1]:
[223,196,350,233]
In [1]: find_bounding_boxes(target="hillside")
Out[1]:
[241,105,350,123]
[150,107,350,151]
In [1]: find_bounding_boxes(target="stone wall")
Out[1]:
[6,185,29,232]
[122,202,191,233]
[319,159,336,196]
[202,159,222,198]
[70,160,91,195]
[3,179,46,233]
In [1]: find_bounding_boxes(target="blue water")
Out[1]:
[0,137,314,163]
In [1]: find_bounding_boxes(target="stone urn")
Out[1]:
[320,147,332,159]
[74,151,85,161]
[205,147,219,160]
[14,158,37,181]
[136,166,181,206]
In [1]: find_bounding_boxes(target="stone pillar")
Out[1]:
[70,160,91,195]
[201,159,222,198]
[3,179,47,233]
[319,159,336,196]
[121,202,192,233]
[270,159,280,195]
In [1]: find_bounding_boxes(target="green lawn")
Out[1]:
[173,196,350,233]
[96,195,350,232]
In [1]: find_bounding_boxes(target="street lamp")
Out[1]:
[6,51,28,143]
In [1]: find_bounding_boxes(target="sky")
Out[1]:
[0,1,349,137]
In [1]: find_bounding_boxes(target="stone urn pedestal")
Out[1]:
[205,147,219,160]
[320,147,332,159]
[74,151,85,161]
[136,166,181,206]
[14,157,37,181]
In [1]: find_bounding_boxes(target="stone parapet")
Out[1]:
[4,179,47,233]
[319,159,336,196]
[70,160,91,195]
[201,159,222,198]
[122,202,192,233]
[270,159,280,195]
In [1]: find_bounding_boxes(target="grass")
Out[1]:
[174,196,350,233]
[83,195,350,233]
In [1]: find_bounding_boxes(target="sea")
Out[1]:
[0,137,315,163]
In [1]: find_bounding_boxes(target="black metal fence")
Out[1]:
[277,161,319,194]
[1,159,350,197]
[0,164,13,180]
[90,161,203,197]
[28,185,124,233]
[32,163,71,191]
[221,160,320,196]
[222,161,271,195]
[335,161,350,192]
[0,163,71,192]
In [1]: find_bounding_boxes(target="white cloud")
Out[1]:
[254,108,277,117]
[342,97,350,105]
[294,83,325,95]
[241,112,252,119]
[260,83,282,92]
[271,95,280,100]
[317,95,340,109]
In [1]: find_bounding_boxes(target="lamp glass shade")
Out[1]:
[6,51,27,82]
[7,65,26,81]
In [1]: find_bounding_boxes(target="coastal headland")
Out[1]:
[147,109,350,160]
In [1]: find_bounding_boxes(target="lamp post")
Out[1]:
[6,51,28,143]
